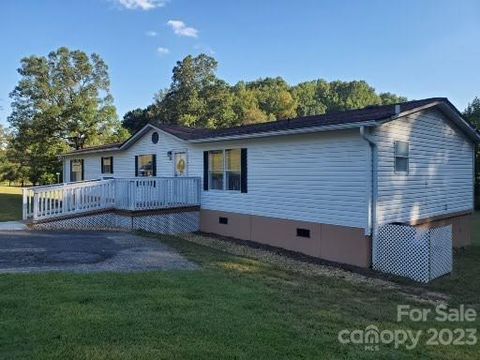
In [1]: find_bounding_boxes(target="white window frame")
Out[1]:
[208,148,241,192]
[101,156,113,174]
[394,141,410,174]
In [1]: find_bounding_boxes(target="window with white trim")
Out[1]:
[101,156,113,174]
[394,141,409,173]
[208,149,241,191]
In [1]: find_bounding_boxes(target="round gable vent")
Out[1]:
[152,132,159,144]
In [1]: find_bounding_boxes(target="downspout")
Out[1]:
[360,126,377,237]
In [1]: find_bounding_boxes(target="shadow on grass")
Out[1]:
[0,193,22,221]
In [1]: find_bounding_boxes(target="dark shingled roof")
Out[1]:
[153,97,462,141]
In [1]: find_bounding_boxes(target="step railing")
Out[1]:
[23,177,201,221]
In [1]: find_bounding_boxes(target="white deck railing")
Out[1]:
[23,177,201,221]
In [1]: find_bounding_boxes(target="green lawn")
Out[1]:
[0,183,478,358]
[0,186,22,221]
[0,216,479,359]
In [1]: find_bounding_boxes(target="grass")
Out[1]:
[0,218,479,359]
[0,185,22,221]
[423,212,480,305]
[0,182,478,358]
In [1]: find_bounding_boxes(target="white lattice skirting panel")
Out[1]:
[373,224,452,283]
[32,211,200,235]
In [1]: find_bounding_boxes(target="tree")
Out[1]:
[122,107,152,134]
[8,47,127,184]
[9,47,125,150]
[379,92,408,105]
[155,54,219,127]
[463,97,480,209]
[292,81,327,117]
[463,97,480,129]
[231,82,269,125]
[245,77,297,120]
[129,54,408,131]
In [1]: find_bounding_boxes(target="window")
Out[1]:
[101,157,113,174]
[208,150,224,190]
[136,154,156,177]
[208,149,242,191]
[394,141,409,173]
[204,148,247,193]
[70,159,84,182]
[225,149,241,191]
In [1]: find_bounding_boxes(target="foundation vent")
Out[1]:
[219,217,228,225]
[296,228,310,238]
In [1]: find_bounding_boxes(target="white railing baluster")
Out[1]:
[23,177,200,221]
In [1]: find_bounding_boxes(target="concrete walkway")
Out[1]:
[0,221,27,231]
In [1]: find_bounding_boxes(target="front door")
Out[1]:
[174,152,187,176]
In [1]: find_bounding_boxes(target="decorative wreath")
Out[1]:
[176,158,186,174]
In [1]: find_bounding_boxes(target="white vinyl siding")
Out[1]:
[64,129,187,181]
[374,109,474,225]
[64,129,370,230]
[189,130,370,230]
[62,108,475,232]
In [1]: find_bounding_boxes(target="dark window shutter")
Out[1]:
[80,159,84,181]
[241,148,247,193]
[70,160,74,182]
[110,157,114,174]
[152,154,157,176]
[203,151,209,191]
[135,156,139,177]
[101,157,104,174]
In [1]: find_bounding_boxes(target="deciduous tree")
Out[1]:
[7,47,127,184]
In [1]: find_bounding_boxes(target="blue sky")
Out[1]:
[1,0,480,125]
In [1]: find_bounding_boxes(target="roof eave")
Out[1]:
[61,147,121,157]
[187,120,380,143]
[378,101,480,143]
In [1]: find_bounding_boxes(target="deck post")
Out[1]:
[33,191,39,221]
[198,177,202,204]
[129,180,136,210]
[22,188,27,220]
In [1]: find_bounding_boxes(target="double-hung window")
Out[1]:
[70,159,84,182]
[101,156,113,174]
[208,149,241,191]
[394,141,409,173]
[208,150,225,190]
[225,149,241,191]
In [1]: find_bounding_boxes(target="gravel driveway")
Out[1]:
[0,231,197,274]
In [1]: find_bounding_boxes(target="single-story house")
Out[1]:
[59,97,479,268]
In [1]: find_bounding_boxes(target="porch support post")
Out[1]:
[33,191,39,221]
[22,188,27,220]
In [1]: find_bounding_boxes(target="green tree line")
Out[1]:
[122,54,407,133]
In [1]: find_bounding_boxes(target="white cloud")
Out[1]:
[157,47,170,56]
[114,0,168,11]
[145,30,157,37]
[167,20,198,38]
